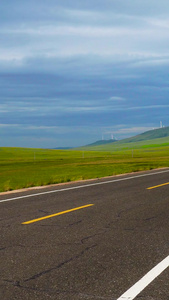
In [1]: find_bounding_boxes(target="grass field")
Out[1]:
[0,138,169,193]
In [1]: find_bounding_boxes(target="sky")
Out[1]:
[1,0,169,148]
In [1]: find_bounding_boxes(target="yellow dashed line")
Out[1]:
[22,204,94,225]
[147,182,169,190]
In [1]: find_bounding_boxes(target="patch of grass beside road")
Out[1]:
[0,144,169,193]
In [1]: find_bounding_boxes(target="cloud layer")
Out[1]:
[0,1,169,147]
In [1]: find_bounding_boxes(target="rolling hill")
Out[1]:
[118,126,169,144]
[85,139,117,147]
[78,126,169,151]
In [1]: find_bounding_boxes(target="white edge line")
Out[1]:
[117,255,169,300]
[0,169,169,204]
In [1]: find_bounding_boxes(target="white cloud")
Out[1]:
[109,96,125,101]
[102,125,156,140]
[1,9,169,61]
[113,126,153,135]
[0,25,150,37]
[127,105,169,110]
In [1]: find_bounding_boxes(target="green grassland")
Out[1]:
[0,137,169,193]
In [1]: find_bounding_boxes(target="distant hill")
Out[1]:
[77,126,169,151]
[119,126,169,144]
[85,139,117,147]
[54,147,72,150]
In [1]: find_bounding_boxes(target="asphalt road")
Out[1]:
[0,169,169,300]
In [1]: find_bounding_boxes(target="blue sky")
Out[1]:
[1,0,169,148]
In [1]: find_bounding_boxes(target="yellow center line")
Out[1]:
[22,204,94,225]
[147,182,169,190]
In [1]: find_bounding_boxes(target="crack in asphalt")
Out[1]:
[36,223,61,228]
[78,293,116,299]
[143,212,164,222]
[1,224,11,228]
[38,209,51,215]
[24,244,97,282]
[3,279,117,299]
[68,219,83,227]
[81,229,107,244]
[36,219,83,229]
[144,216,156,221]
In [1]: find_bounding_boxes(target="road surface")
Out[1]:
[0,169,169,299]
